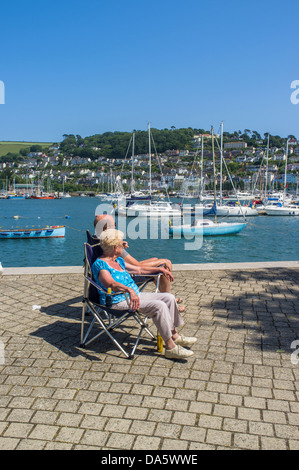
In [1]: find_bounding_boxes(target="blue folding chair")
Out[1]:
[86,230,161,292]
[81,243,159,359]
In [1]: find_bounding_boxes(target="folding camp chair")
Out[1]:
[81,243,160,359]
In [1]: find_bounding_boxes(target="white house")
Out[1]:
[224,142,247,149]
[236,156,247,163]
[71,157,91,166]
[28,152,43,158]
[272,154,286,162]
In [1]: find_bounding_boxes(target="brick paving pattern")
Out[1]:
[0,267,299,450]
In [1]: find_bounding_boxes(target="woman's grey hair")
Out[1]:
[99,228,124,251]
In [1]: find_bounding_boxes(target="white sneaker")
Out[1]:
[174,334,198,348]
[165,345,194,360]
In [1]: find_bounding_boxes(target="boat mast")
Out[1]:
[211,126,217,222]
[200,134,204,201]
[148,122,152,199]
[220,121,223,203]
[265,133,270,199]
[131,132,135,194]
[283,138,289,204]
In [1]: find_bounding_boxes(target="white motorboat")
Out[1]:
[264,203,299,216]
[226,191,254,201]
[124,200,182,217]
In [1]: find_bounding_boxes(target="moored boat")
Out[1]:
[169,218,247,237]
[0,225,65,239]
[264,204,299,216]
[124,200,182,217]
[30,194,56,199]
[215,203,258,217]
[6,193,26,199]
[169,126,248,238]
[193,201,258,217]
[263,139,299,216]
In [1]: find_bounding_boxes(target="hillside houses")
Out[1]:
[1,133,299,193]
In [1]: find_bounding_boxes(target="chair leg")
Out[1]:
[81,302,87,345]
[80,302,156,359]
[155,275,160,293]
[81,302,131,358]
[133,313,156,339]
[81,317,96,347]
[130,326,145,358]
[129,315,156,358]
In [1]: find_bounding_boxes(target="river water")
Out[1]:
[0,197,298,268]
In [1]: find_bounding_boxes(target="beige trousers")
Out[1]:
[113,292,184,341]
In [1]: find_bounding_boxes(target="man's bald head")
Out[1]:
[94,214,116,237]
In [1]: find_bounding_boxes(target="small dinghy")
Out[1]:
[169,218,247,237]
[0,225,65,239]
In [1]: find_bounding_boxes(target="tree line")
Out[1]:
[0,128,295,164]
[60,128,293,160]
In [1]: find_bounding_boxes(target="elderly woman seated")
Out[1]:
[91,228,197,360]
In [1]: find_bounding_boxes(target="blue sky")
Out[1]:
[0,0,298,142]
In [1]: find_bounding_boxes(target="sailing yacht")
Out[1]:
[264,139,299,215]
[169,218,247,237]
[191,123,257,217]
[169,126,247,238]
[215,122,257,216]
[118,124,181,218]
[116,131,150,216]
[213,202,258,217]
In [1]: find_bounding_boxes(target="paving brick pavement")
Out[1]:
[0,267,299,450]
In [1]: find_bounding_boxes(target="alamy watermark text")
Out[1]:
[290,80,299,105]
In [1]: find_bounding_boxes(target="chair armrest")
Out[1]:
[131,272,162,292]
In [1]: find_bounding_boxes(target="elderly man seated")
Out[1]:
[92,228,197,359]
[93,214,184,311]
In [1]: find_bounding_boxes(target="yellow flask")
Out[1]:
[106,288,112,307]
[157,333,163,353]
